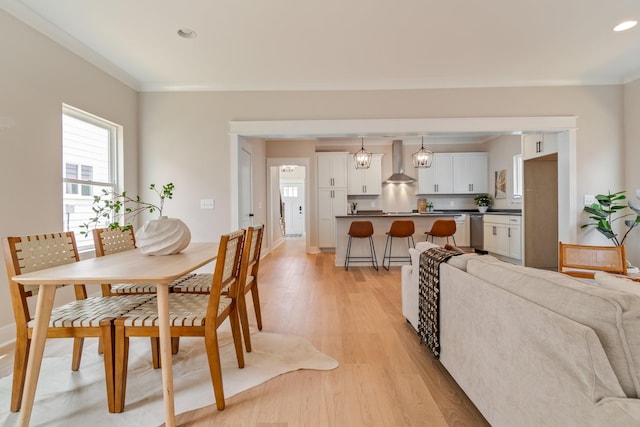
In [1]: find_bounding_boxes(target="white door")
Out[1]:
[239,147,253,229]
[281,182,304,235]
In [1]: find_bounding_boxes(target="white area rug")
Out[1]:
[0,327,338,427]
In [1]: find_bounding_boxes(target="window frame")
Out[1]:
[62,104,122,251]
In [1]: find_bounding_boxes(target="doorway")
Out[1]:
[239,146,253,229]
[280,180,305,237]
[266,158,311,253]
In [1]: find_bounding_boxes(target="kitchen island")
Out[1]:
[334,212,468,268]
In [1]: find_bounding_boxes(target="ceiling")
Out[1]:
[3,0,640,92]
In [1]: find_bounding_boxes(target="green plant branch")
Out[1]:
[79,182,174,235]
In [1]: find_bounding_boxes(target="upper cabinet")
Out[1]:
[418,152,487,195]
[347,154,383,195]
[453,153,488,194]
[417,153,454,194]
[317,152,348,188]
[522,133,558,160]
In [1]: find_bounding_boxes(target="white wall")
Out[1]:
[0,10,139,344]
[139,87,623,256]
[486,135,523,210]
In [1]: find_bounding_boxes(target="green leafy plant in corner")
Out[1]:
[581,190,640,246]
[474,193,492,207]
[79,183,175,236]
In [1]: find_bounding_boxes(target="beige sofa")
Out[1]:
[401,242,640,426]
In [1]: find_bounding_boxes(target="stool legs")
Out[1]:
[345,235,378,271]
[382,234,415,270]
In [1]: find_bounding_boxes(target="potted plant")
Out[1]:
[80,182,191,255]
[474,193,492,213]
[581,190,640,246]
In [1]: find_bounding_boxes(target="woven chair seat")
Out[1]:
[109,273,197,294]
[119,293,232,327]
[27,294,154,328]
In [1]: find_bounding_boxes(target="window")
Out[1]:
[62,105,121,251]
[282,185,298,198]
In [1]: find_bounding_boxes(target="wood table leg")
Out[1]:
[156,283,176,427]
[18,285,56,427]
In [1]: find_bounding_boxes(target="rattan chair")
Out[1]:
[558,241,627,279]
[424,219,457,245]
[345,221,378,271]
[2,232,152,413]
[382,220,415,270]
[113,229,246,412]
[172,225,265,352]
[93,227,195,296]
[93,227,193,360]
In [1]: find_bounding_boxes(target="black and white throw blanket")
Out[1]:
[418,247,459,359]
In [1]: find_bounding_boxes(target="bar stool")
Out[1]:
[425,219,457,245]
[345,221,378,271]
[382,220,415,270]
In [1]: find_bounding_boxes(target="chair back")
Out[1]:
[239,225,264,289]
[429,219,456,237]
[558,241,627,278]
[206,229,246,323]
[2,232,81,327]
[93,227,136,256]
[388,220,415,237]
[348,221,374,238]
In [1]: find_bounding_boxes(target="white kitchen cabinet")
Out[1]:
[418,152,487,195]
[483,214,521,260]
[453,153,488,194]
[317,152,348,248]
[317,152,348,188]
[453,214,470,247]
[522,133,558,160]
[417,153,454,194]
[318,188,347,248]
[347,154,383,195]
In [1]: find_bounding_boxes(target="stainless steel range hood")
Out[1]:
[385,140,415,184]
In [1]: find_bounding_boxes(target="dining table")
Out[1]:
[11,241,219,427]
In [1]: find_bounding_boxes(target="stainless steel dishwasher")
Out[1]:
[470,213,484,250]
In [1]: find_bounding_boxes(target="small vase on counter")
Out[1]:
[350,202,358,215]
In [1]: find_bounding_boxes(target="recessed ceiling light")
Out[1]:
[613,20,637,32]
[177,28,197,39]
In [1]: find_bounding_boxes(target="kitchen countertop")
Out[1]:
[337,209,521,218]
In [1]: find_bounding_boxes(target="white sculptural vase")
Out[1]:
[136,216,191,256]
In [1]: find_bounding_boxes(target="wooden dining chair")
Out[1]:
[93,227,195,296]
[93,226,194,361]
[558,241,627,279]
[113,229,246,412]
[2,232,152,413]
[172,225,265,352]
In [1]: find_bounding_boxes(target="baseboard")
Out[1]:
[0,323,15,348]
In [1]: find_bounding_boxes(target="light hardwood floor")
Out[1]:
[177,237,489,427]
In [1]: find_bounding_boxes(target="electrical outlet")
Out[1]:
[584,195,596,206]
[449,200,455,207]
[200,199,215,209]
[371,201,376,207]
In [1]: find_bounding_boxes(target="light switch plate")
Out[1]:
[584,195,596,206]
[200,199,215,209]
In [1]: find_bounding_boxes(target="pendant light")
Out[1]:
[412,136,433,168]
[354,137,372,169]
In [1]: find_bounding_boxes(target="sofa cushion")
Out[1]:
[595,272,640,298]
[466,256,640,398]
